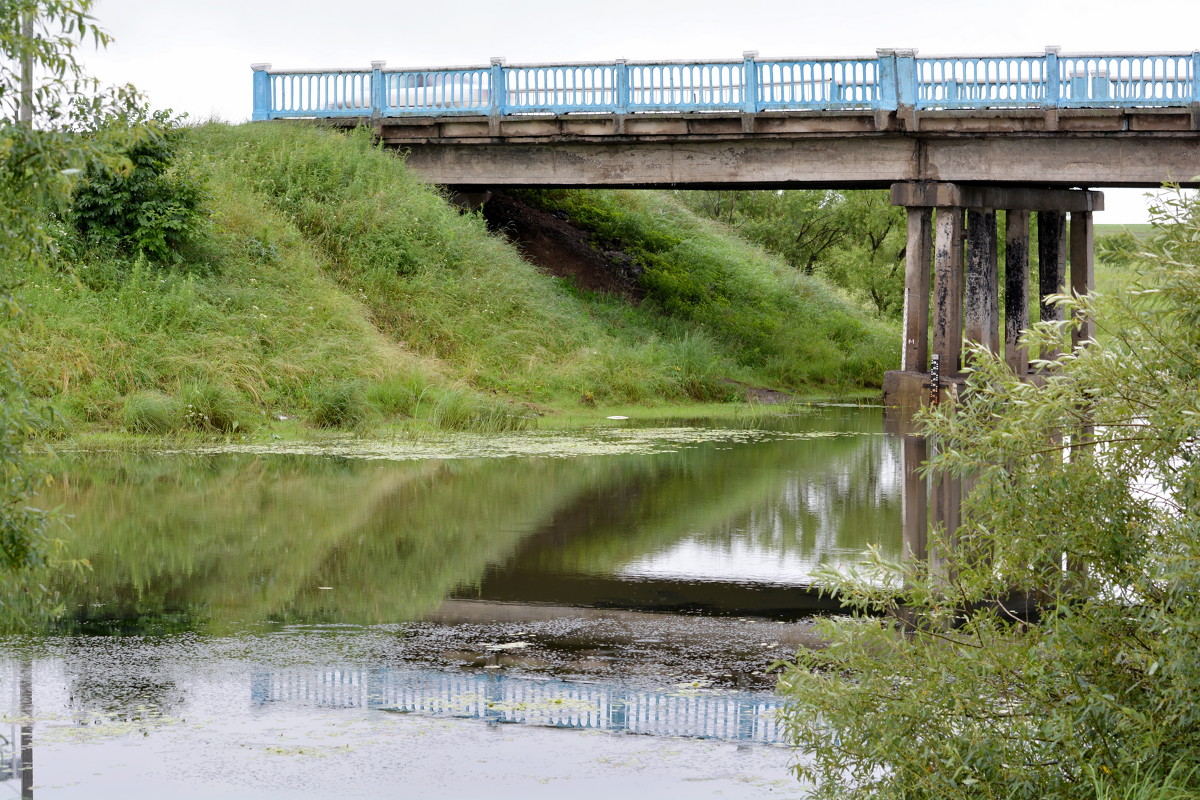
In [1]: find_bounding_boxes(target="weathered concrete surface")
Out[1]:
[901,208,932,373]
[1004,210,1031,374]
[349,109,1200,188]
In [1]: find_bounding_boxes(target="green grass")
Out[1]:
[10,122,898,436]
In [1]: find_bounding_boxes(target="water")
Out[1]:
[0,405,900,798]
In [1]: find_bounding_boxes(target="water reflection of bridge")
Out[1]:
[251,668,784,744]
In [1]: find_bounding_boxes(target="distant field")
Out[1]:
[1096,223,1154,238]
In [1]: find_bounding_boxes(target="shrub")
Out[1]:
[72,110,209,266]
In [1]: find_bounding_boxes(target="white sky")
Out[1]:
[82,0,1200,223]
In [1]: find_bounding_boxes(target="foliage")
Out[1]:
[686,189,849,273]
[71,108,208,265]
[0,294,52,572]
[516,187,897,389]
[681,189,908,317]
[778,190,1200,799]
[0,0,149,626]
[1096,230,1142,269]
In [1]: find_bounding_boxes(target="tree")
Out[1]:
[820,192,906,317]
[1,0,139,625]
[681,189,908,317]
[778,190,1200,799]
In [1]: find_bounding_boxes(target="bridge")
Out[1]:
[251,49,1200,408]
[251,49,1200,188]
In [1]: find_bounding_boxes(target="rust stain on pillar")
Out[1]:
[1005,210,1031,374]
[964,208,998,359]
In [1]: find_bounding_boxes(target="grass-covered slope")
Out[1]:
[12,122,897,435]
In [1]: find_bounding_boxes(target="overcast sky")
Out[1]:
[81,0,1200,222]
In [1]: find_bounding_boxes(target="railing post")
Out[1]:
[490,57,507,116]
[490,57,506,135]
[251,63,272,121]
[370,60,386,118]
[742,50,759,114]
[614,58,629,134]
[894,48,917,128]
[1044,45,1061,107]
[1191,50,1200,129]
[614,58,629,113]
[876,49,898,112]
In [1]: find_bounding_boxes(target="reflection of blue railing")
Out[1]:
[251,667,784,744]
[251,49,1200,121]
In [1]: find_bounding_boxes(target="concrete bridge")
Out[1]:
[251,49,1200,407]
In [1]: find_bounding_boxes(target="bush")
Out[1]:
[72,110,209,266]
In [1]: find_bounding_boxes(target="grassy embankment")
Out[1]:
[11,122,897,438]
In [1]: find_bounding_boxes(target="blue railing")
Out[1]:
[251,48,1200,121]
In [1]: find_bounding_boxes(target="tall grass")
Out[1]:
[11,122,898,435]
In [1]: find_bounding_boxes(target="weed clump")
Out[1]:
[307,382,373,429]
[120,391,181,434]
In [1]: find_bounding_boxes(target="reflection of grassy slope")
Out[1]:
[514,432,901,576]
[46,453,634,627]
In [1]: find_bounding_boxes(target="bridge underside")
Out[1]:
[347,109,1200,189]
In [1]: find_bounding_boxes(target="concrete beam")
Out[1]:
[394,130,1200,190]
[891,182,1104,212]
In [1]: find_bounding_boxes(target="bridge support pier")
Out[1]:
[883,182,1103,410]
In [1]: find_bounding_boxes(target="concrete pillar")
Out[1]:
[964,208,999,357]
[1069,210,1095,348]
[1037,210,1067,361]
[901,207,933,372]
[1004,210,1031,374]
[933,207,965,374]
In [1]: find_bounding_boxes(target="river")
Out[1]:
[0,404,902,798]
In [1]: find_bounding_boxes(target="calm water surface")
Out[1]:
[1,405,901,798]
